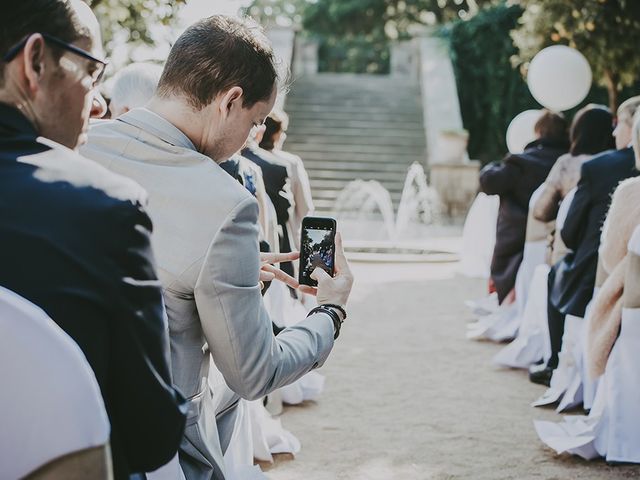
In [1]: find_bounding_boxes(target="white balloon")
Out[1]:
[506,109,543,154]
[527,45,592,111]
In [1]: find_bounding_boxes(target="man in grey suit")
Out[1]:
[83,15,353,480]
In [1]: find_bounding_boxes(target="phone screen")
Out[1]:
[300,224,335,286]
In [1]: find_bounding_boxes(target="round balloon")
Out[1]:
[506,109,542,154]
[527,45,592,111]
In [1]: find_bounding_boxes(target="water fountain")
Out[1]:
[333,162,458,262]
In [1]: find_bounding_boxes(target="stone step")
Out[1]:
[285,126,425,139]
[311,188,403,201]
[283,108,423,121]
[303,160,418,173]
[290,74,416,88]
[282,121,424,135]
[286,141,425,155]
[285,72,426,212]
[304,159,412,171]
[295,151,423,163]
[311,178,404,195]
[287,92,421,101]
[287,139,425,150]
[283,103,423,116]
[288,121,424,135]
[305,168,408,182]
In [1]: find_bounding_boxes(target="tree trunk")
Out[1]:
[604,69,620,113]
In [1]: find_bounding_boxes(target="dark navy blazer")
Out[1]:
[0,104,186,479]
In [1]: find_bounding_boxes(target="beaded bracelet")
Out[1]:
[321,303,347,320]
[308,305,343,340]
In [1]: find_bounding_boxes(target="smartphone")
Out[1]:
[299,216,337,286]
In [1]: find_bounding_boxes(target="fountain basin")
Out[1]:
[344,240,458,263]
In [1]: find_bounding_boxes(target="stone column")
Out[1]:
[390,40,420,82]
[293,36,319,77]
[417,31,479,217]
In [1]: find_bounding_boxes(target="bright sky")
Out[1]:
[109,0,252,71]
[179,0,252,25]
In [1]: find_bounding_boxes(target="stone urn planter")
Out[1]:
[436,129,469,164]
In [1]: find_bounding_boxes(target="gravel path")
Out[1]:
[267,261,640,480]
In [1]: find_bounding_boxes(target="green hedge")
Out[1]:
[442,3,538,164]
[443,2,640,164]
[316,35,390,74]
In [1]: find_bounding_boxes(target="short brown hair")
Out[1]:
[534,109,568,144]
[259,110,289,150]
[0,0,87,85]
[157,15,278,110]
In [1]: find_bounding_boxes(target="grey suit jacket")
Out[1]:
[82,108,335,480]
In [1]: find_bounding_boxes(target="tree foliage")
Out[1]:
[85,0,185,56]
[245,0,494,73]
[444,3,537,163]
[511,0,640,110]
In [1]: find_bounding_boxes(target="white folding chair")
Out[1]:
[459,192,499,279]
[534,225,640,463]
[0,286,111,479]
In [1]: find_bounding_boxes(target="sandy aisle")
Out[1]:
[267,261,640,480]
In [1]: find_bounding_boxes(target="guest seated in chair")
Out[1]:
[531,95,640,386]
[587,111,640,380]
[480,110,569,305]
[0,1,187,477]
[532,104,615,265]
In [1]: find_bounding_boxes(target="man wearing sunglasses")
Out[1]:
[0,1,186,478]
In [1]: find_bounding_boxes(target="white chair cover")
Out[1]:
[248,400,301,463]
[534,373,606,461]
[493,264,551,368]
[493,188,577,366]
[534,226,640,463]
[464,292,499,317]
[459,193,499,278]
[0,287,110,479]
[468,188,549,342]
[532,314,583,408]
[146,454,186,480]
[264,280,326,405]
[534,310,640,462]
[602,306,640,462]
[581,296,600,412]
[223,400,267,480]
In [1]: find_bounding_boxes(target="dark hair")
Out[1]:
[157,15,278,110]
[534,109,568,144]
[569,104,615,156]
[0,0,85,85]
[259,110,288,150]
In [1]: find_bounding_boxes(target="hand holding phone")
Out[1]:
[299,216,336,287]
[311,232,353,307]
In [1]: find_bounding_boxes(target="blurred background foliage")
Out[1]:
[85,0,185,55]
[442,3,538,164]
[90,0,640,162]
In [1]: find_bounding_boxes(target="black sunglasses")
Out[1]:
[2,32,107,86]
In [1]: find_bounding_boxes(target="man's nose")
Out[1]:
[90,91,108,119]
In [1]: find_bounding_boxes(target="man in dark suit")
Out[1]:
[0,1,186,477]
[480,110,569,304]
[242,134,296,278]
[530,96,640,385]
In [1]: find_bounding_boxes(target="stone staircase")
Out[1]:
[284,73,427,213]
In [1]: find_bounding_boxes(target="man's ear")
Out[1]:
[22,34,47,95]
[219,86,244,119]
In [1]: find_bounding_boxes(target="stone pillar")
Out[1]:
[417,32,479,217]
[430,160,481,217]
[390,40,420,82]
[293,36,319,77]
